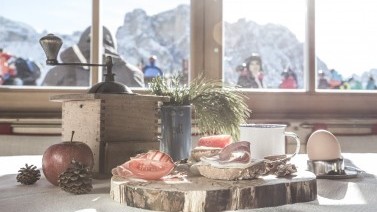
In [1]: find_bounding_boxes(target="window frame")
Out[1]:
[1,0,377,119]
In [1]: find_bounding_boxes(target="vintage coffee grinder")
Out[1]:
[40,34,168,176]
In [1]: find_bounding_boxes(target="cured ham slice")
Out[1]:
[218,141,251,163]
[112,150,175,180]
[200,141,255,169]
[196,141,266,180]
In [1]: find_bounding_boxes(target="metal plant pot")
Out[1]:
[160,105,192,161]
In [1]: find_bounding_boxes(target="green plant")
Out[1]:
[148,76,191,106]
[149,76,250,140]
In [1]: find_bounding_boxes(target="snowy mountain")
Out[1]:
[114,5,317,88]
[115,4,190,76]
[223,19,332,88]
[0,16,79,63]
[0,16,45,64]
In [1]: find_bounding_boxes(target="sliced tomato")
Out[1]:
[115,150,175,180]
[197,135,232,148]
[128,158,174,180]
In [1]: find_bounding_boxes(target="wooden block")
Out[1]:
[110,171,317,211]
[102,98,159,142]
[57,94,163,143]
[52,93,167,174]
[61,100,102,172]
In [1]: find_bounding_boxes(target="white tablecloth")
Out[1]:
[1,154,377,212]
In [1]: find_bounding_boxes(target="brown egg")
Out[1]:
[307,129,342,160]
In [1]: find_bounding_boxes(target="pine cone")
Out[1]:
[58,160,93,195]
[16,164,41,185]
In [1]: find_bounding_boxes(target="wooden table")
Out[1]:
[1,154,377,212]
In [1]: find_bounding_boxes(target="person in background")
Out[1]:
[142,55,163,86]
[317,70,330,89]
[279,67,298,89]
[347,76,362,90]
[339,80,350,90]
[328,69,342,89]
[237,53,264,88]
[366,75,377,90]
[235,63,246,74]
[42,26,144,87]
[0,48,22,85]
[235,63,247,78]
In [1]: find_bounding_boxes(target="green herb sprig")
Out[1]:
[148,76,191,105]
[149,75,250,140]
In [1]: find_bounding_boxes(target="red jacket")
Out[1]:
[279,76,297,89]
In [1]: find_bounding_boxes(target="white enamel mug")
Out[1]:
[239,124,300,159]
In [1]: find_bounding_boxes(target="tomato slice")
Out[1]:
[197,135,232,148]
[114,150,175,180]
[128,158,174,180]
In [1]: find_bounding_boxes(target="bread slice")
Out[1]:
[190,147,222,162]
[195,160,266,180]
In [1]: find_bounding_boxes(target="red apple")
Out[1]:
[42,131,94,186]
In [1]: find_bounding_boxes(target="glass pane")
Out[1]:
[223,0,306,90]
[316,0,377,91]
[101,0,190,87]
[0,0,91,87]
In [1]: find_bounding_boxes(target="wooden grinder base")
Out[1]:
[110,170,317,211]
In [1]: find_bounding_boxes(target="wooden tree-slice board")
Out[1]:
[110,171,317,211]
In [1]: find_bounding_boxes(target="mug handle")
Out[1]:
[284,132,301,158]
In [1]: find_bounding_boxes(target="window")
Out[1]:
[0,0,91,87]
[0,0,190,116]
[194,0,377,119]
[223,0,305,90]
[1,0,190,89]
[101,0,190,86]
[1,0,377,119]
[316,0,377,91]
